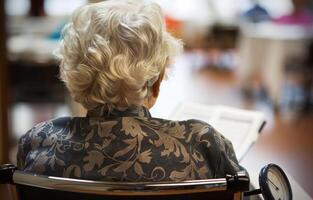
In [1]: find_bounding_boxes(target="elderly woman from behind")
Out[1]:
[17,0,241,181]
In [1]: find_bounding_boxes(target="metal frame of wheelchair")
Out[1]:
[1,164,250,200]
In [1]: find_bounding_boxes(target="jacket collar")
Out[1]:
[87,104,151,119]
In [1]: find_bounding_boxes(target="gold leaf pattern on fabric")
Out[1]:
[155,133,190,163]
[197,126,209,138]
[102,138,111,148]
[166,123,186,139]
[83,151,105,171]
[56,143,65,154]
[17,105,241,182]
[122,118,144,137]
[32,151,49,174]
[64,164,81,178]
[138,149,152,164]
[169,165,192,181]
[99,164,116,176]
[31,135,43,149]
[42,134,57,147]
[98,121,118,137]
[56,157,66,166]
[198,165,209,179]
[155,134,174,156]
[73,143,84,151]
[124,138,136,145]
[134,162,145,176]
[32,122,47,135]
[48,156,56,169]
[113,141,136,158]
[84,130,94,142]
[113,161,133,173]
[65,123,76,140]
[151,166,166,181]
[192,150,205,162]
[190,122,205,134]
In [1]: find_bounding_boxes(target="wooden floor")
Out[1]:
[242,112,313,196]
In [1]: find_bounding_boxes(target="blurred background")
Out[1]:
[0,0,313,198]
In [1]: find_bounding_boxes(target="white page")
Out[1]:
[210,106,264,161]
[170,102,217,122]
[212,115,253,155]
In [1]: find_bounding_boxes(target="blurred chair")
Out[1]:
[0,164,249,200]
[238,23,313,107]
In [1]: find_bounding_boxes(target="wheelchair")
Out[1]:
[0,163,291,200]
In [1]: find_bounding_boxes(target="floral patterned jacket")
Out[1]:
[17,104,241,181]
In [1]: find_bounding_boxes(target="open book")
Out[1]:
[170,102,266,162]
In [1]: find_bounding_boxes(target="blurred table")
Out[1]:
[237,22,313,106]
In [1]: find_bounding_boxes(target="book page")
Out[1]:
[210,106,264,161]
[212,115,253,154]
[170,102,217,122]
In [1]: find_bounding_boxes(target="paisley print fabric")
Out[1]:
[17,104,241,181]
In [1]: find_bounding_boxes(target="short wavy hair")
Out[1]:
[56,0,182,109]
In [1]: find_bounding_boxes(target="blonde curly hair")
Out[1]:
[56,0,182,110]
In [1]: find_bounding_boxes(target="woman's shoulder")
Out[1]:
[183,118,216,134]
[149,116,214,131]
[169,118,230,148]
[150,117,218,140]
[36,116,74,129]
[17,117,76,169]
[20,117,75,140]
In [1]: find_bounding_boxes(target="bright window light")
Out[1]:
[5,0,30,16]
[45,0,87,16]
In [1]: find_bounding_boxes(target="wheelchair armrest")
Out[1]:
[0,164,17,184]
[226,170,250,192]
